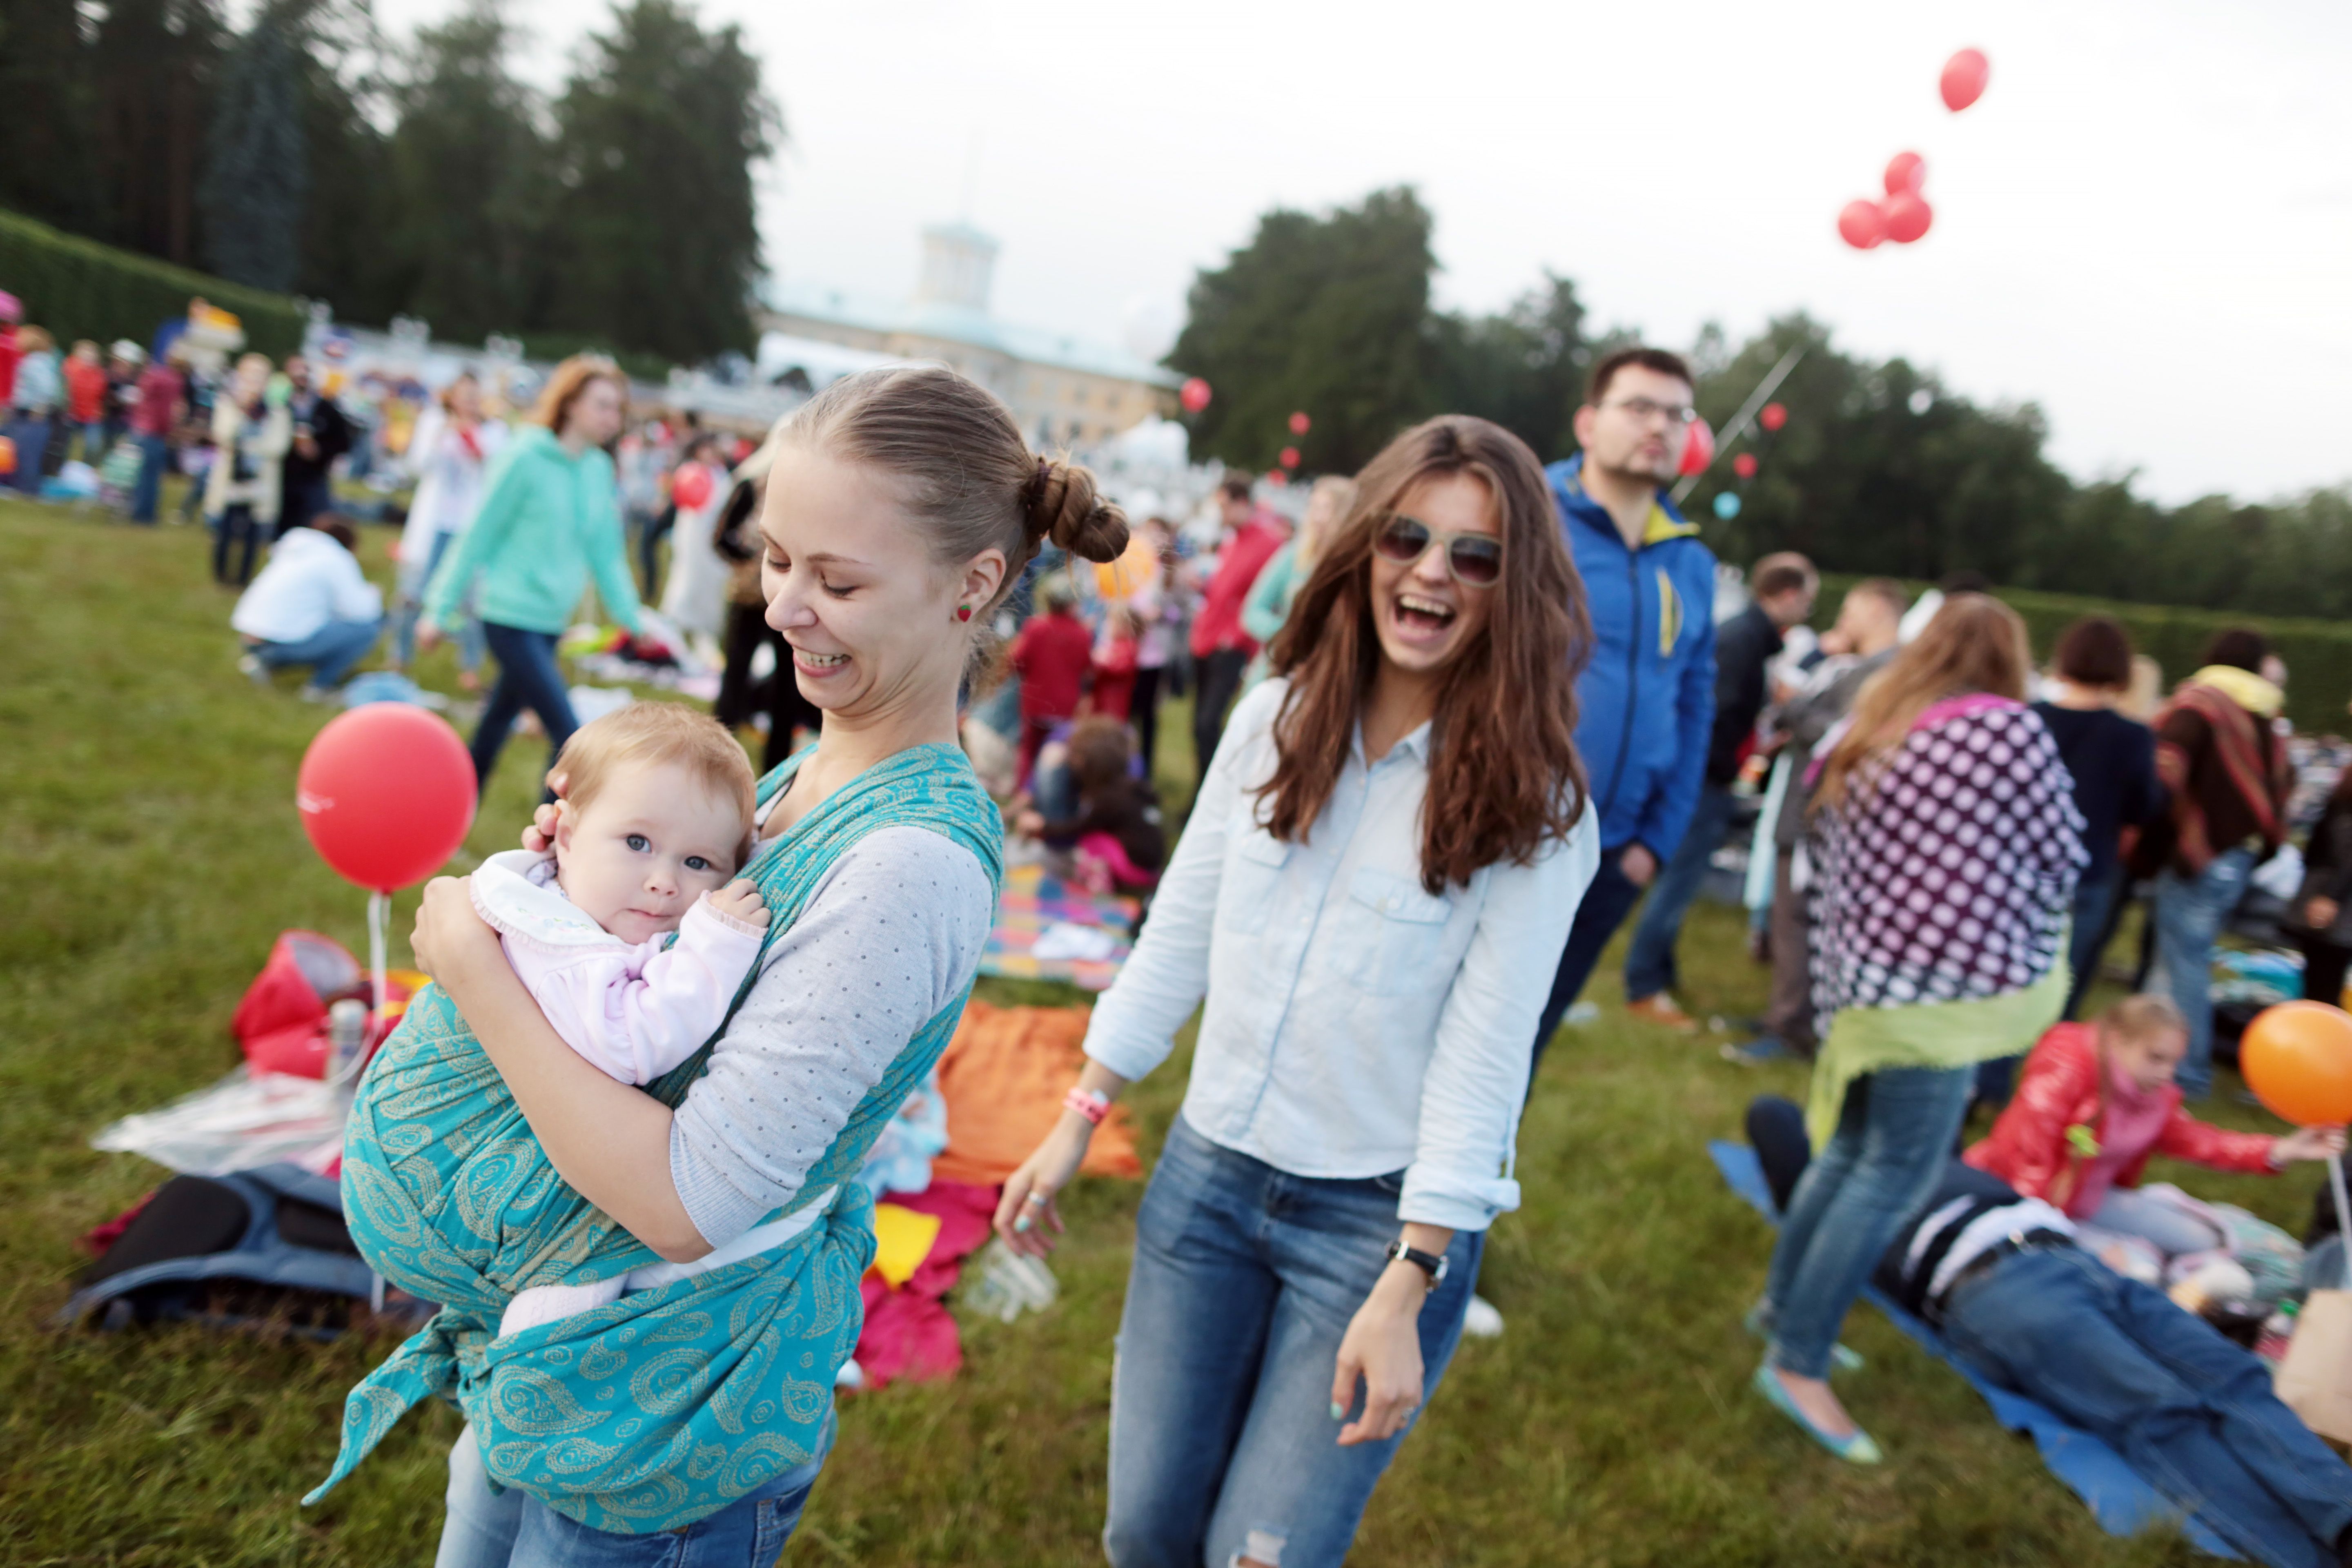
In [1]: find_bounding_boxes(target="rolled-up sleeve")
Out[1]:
[1080,685,1264,1082]
[1398,802,1600,1230]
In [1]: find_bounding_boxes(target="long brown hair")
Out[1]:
[529,354,626,435]
[1813,592,2031,811]
[1260,415,1589,893]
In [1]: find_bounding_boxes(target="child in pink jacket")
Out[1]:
[464,702,771,1333]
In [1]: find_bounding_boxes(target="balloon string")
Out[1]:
[2331,1152,2352,1293]
[368,890,389,1035]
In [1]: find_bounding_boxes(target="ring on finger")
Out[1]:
[1025,1192,1049,1206]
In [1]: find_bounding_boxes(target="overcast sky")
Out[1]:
[376,0,2352,504]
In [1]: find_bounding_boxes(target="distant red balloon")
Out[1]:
[670,463,713,511]
[1884,151,1927,197]
[1278,446,1301,470]
[1941,48,1990,113]
[1732,452,1759,480]
[298,706,478,893]
[1287,411,1311,436]
[1265,470,1289,488]
[1838,199,1887,250]
[1677,417,1715,478]
[1179,377,1212,414]
[1883,192,1934,244]
[1759,402,1788,432]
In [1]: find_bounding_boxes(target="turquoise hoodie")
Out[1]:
[423,425,641,637]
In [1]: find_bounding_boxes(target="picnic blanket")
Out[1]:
[980,863,1137,991]
[1709,1140,2237,1558]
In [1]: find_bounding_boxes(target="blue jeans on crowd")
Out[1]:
[212,503,263,586]
[1761,1063,1973,1380]
[249,615,383,690]
[392,531,485,673]
[7,414,51,491]
[72,419,109,466]
[130,433,169,522]
[2150,847,2256,1099]
[278,472,332,538]
[474,622,577,790]
[1622,783,1738,1004]
[1943,1247,2352,1568]
[1528,844,1649,1071]
[434,1412,832,1568]
[1104,1115,1481,1568]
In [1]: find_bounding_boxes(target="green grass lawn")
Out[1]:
[0,497,2312,1565]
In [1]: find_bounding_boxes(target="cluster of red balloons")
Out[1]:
[1835,49,1987,252]
[298,705,478,893]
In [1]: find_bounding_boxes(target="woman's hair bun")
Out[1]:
[1026,457,1130,565]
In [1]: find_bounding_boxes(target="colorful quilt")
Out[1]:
[980,863,1138,991]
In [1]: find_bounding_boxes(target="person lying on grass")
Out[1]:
[465,701,772,1334]
[1749,1094,2352,1568]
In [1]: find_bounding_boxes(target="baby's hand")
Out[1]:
[708,880,769,927]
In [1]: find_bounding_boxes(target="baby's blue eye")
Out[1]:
[626,833,649,852]
[685,855,712,872]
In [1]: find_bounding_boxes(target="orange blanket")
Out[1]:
[932,1000,1143,1185]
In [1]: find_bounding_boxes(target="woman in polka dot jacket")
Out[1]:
[1750,593,2086,1465]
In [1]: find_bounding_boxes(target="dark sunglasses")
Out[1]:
[1372,512,1502,587]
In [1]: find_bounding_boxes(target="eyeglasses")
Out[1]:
[1372,512,1502,587]
[1602,396,1699,426]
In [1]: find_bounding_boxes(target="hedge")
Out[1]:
[0,208,307,361]
[1815,573,2352,735]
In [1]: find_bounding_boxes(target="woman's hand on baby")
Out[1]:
[519,774,570,854]
[411,875,497,984]
[708,880,770,927]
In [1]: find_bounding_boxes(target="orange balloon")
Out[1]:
[2240,1001,2352,1125]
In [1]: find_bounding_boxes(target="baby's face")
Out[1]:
[553,761,747,944]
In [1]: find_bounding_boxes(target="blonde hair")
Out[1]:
[1813,593,2031,812]
[18,325,54,354]
[530,354,627,436]
[1298,475,1358,571]
[549,702,757,846]
[2099,993,2187,1048]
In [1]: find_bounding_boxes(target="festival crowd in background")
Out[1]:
[20,267,2352,1568]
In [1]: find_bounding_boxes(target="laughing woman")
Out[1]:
[996,416,1599,1568]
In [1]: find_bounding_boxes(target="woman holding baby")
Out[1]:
[316,367,1131,1564]
[996,415,1600,1568]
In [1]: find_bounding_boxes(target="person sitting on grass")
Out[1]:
[229,514,384,698]
[1965,994,2345,1271]
[1016,714,1167,894]
[1749,1093,2352,1568]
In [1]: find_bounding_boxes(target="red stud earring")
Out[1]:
[957,605,973,623]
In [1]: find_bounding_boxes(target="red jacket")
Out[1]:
[1962,1022,2275,1213]
[1189,515,1289,659]
[64,356,107,423]
[1011,609,1094,723]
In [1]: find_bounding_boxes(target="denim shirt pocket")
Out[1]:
[1218,830,1291,937]
[1337,866,1454,996]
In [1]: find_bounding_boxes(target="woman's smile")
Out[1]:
[1387,590,1459,646]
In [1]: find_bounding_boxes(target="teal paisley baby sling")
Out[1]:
[306,742,1002,1532]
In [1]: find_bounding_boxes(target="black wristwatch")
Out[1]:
[1385,1239,1448,1290]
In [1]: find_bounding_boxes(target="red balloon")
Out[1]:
[1278,446,1301,470]
[1884,151,1926,197]
[670,463,713,511]
[1883,192,1934,244]
[1287,411,1311,436]
[1179,377,1212,414]
[1941,48,1989,113]
[1759,402,1788,432]
[1265,470,1289,488]
[1677,417,1715,478]
[298,705,479,893]
[1838,199,1886,250]
[1732,452,1759,479]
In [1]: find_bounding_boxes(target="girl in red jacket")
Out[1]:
[1966,994,2342,1261]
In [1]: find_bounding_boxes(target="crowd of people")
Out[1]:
[18,272,2352,1566]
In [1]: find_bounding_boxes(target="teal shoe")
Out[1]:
[1742,1302,1864,1373]
[1751,1363,1882,1464]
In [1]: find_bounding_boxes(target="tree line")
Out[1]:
[1169,186,2352,621]
[0,0,775,365]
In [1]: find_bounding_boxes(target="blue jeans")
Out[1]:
[1944,1247,2352,1568]
[474,623,577,790]
[1622,783,1737,1002]
[434,1413,832,1568]
[212,502,263,586]
[1105,1115,1482,1568]
[252,615,383,689]
[1528,844,1647,1069]
[392,530,485,672]
[2150,847,2256,1098]
[7,414,51,491]
[131,433,169,522]
[1762,1063,1973,1379]
[2062,866,2121,1022]
[72,419,109,465]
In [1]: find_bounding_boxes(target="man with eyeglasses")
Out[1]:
[1529,347,1718,1072]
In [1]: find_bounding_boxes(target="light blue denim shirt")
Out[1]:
[1084,679,1599,1230]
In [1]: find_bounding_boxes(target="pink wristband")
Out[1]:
[1064,1086,1110,1126]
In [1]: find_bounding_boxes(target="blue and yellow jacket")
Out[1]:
[1548,455,1717,859]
